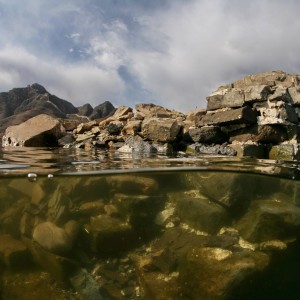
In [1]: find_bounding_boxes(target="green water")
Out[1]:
[1,148,300,299]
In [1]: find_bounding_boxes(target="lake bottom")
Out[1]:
[1,169,300,299]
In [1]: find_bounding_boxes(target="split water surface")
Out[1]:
[1,147,300,299]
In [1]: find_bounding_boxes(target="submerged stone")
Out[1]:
[237,200,300,243]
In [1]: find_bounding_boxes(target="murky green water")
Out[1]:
[1,147,300,299]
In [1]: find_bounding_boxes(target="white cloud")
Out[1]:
[0,46,125,106]
[2,0,300,113]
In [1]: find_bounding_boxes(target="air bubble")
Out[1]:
[27,173,37,182]
[47,174,54,180]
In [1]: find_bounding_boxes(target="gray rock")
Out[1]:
[188,143,237,156]
[118,135,157,154]
[244,85,271,103]
[288,87,300,106]
[207,88,245,110]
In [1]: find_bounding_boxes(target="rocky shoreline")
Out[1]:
[3,70,300,161]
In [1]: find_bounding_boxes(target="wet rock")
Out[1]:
[1,270,78,300]
[70,268,110,300]
[0,198,28,237]
[188,143,237,156]
[174,191,229,234]
[89,215,133,255]
[47,185,70,224]
[230,143,266,158]
[117,135,157,154]
[237,200,300,243]
[197,106,258,126]
[142,117,182,142]
[0,234,29,268]
[24,237,79,283]
[58,133,75,146]
[32,222,73,254]
[180,247,269,300]
[78,201,105,217]
[2,114,65,147]
[184,172,253,209]
[108,174,158,195]
[269,144,300,160]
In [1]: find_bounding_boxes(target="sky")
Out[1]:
[0,0,300,113]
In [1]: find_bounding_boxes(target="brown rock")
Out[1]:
[188,126,228,143]
[196,106,257,126]
[229,125,288,143]
[0,234,29,268]
[142,117,182,142]
[2,114,65,147]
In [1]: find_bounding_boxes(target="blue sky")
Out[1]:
[0,0,300,112]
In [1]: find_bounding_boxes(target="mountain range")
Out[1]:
[0,83,115,136]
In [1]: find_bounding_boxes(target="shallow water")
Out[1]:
[1,147,300,299]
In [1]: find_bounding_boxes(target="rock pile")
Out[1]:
[198,70,300,159]
[56,71,300,160]
[3,71,300,160]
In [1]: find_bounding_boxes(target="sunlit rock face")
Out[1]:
[2,114,65,147]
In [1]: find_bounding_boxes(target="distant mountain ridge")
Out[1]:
[0,83,115,137]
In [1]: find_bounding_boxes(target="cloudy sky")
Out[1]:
[0,0,300,112]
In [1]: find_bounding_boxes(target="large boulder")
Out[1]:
[0,83,78,137]
[142,117,182,142]
[2,114,65,147]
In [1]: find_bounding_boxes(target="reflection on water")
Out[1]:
[1,148,300,299]
[1,146,300,179]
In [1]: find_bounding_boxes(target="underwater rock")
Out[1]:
[174,191,229,234]
[32,221,73,254]
[237,200,300,243]
[180,247,269,299]
[0,234,29,268]
[89,215,133,255]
